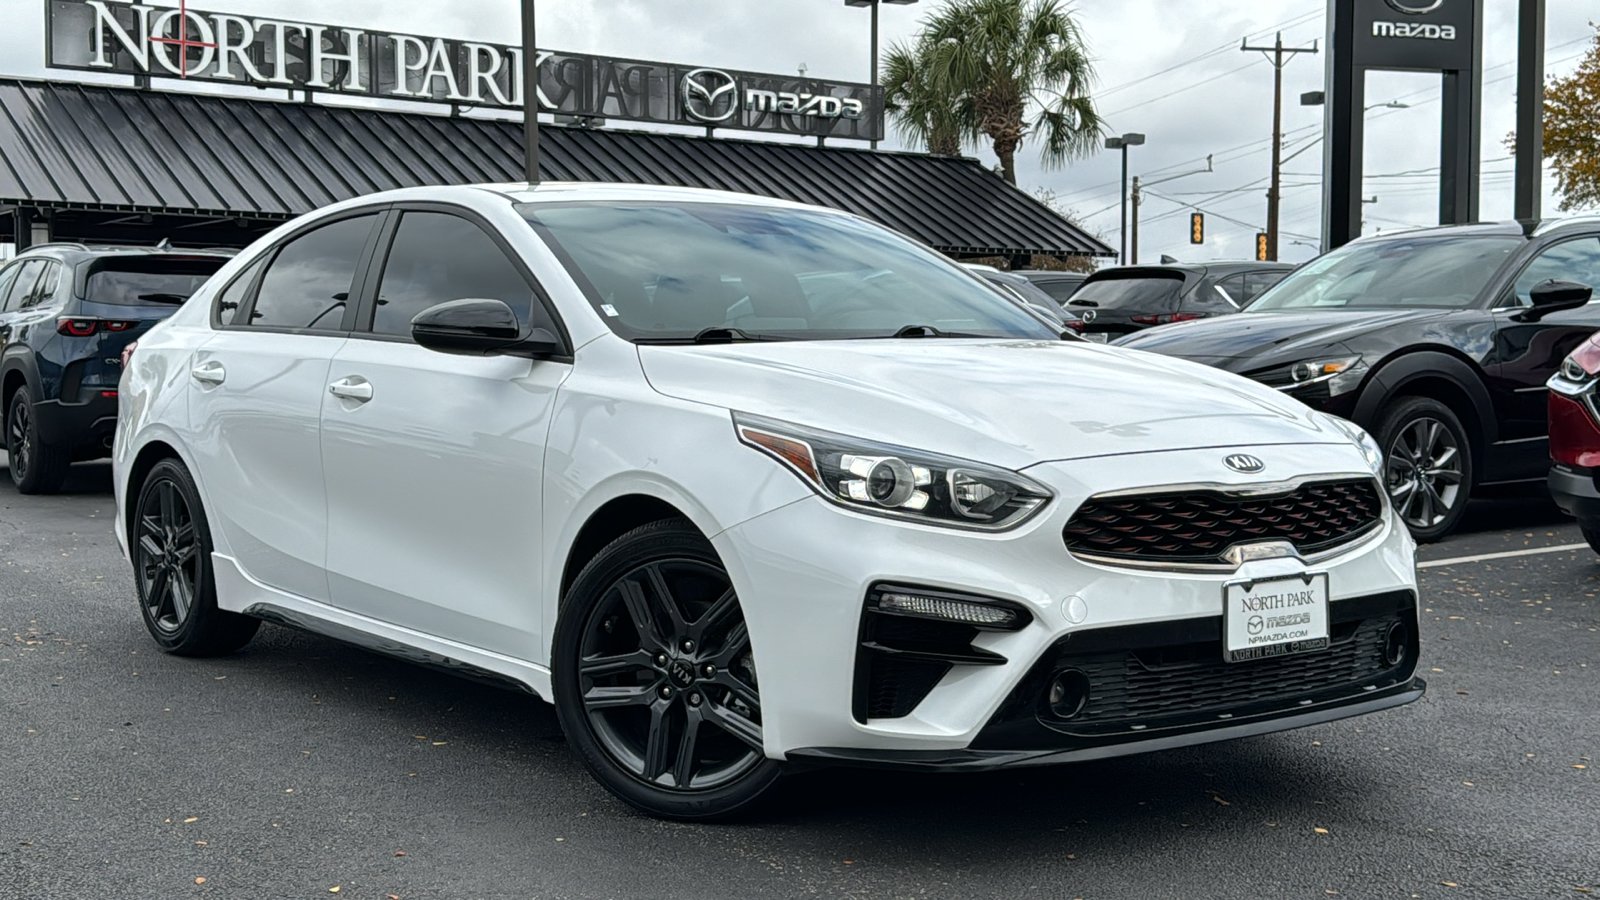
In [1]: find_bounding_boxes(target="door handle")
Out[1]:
[191,361,226,385]
[328,376,373,403]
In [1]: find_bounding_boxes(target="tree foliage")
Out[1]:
[1545,25,1600,211]
[882,0,1102,185]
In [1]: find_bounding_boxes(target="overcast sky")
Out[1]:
[3,0,1595,263]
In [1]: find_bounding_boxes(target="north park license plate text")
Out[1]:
[1224,572,1330,662]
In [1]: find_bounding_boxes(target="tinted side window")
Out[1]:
[371,212,539,337]
[1201,274,1245,311]
[1032,278,1082,302]
[0,263,23,313]
[1510,237,1600,307]
[1245,270,1288,301]
[248,215,377,330]
[20,262,61,309]
[0,261,45,314]
[214,258,266,327]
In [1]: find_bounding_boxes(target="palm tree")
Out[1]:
[887,0,1102,186]
[882,39,968,157]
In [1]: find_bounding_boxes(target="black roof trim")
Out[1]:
[0,78,1114,259]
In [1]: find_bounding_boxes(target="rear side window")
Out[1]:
[1188,274,1241,313]
[370,212,542,338]
[247,215,377,330]
[85,258,228,306]
[214,258,266,327]
[1246,269,1288,300]
[0,262,26,313]
[19,262,61,309]
[1031,278,1083,302]
[1068,272,1184,312]
[0,260,45,313]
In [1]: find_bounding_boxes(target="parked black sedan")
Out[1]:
[1065,261,1293,342]
[1116,220,1600,541]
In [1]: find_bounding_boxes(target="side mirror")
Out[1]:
[1514,279,1593,322]
[411,298,560,358]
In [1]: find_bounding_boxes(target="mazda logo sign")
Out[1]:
[1385,0,1444,13]
[1224,454,1266,474]
[682,68,739,124]
[1079,309,1097,324]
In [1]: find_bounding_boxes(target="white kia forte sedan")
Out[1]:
[114,183,1423,819]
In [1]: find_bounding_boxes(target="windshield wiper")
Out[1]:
[891,324,947,338]
[137,292,190,305]
[691,326,765,344]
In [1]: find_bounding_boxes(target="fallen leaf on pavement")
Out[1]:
[1313,827,1329,834]
[183,817,198,823]
[194,877,206,884]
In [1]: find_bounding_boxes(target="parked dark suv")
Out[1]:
[1064,261,1294,342]
[1117,220,1600,541]
[1,243,232,493]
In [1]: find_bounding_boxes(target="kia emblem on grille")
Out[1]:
[1225,454,1266,474]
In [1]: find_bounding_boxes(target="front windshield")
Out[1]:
[523,202,1058,341]
[1248,234,1522,311]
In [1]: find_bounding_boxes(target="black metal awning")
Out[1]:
[0,77,1111,258]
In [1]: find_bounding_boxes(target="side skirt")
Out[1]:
[211,553,552,701]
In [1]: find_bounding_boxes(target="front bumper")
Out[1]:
[1549,463,1600,522]
[716,442,1420,761]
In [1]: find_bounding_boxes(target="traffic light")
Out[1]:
[1189,213,1204,244]
[1256,232,1269,261]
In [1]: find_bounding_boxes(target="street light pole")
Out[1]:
[1104,132,1145,264]
[1513,0,1546,223]
[846,0,917,150]
[522,0,539,184]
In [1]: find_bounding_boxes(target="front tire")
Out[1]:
[6,386,70,494]
[553,518,780,820]
[1376,396,1472,543]
[133,458,259,656]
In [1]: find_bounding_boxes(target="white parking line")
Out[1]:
[1418,542,1591,569]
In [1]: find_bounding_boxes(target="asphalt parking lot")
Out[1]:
[1,459,1595,900]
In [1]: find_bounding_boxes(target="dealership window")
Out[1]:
[371,212,542,338]
[1510,237,1600,307]
[247,215,377,330]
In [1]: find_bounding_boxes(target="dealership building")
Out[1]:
[0,0,1111,265]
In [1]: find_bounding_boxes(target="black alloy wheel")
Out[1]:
[1377,397,1472,543]
[5,385,69,494]
[554,518,780,820]
[133,458,259,656]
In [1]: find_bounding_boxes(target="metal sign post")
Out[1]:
[1322,0,1483,249]
[522,0,538,185]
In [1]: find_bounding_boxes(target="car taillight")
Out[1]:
[1130,313,1204,326]
[56,318,138,337]
[121,341,138,368]
[1550,392,1600,467]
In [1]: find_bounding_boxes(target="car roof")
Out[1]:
[1081,261,1291,283]
[9,243,236,265]
[1345,217,1600,246]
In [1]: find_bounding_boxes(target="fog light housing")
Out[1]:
[877,590,1020,629]
[1383,621,1409,667]
[1047,669,1091,719]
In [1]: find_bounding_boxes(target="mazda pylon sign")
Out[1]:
[44,0,883,141]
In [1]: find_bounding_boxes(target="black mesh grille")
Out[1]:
[1062,478,1382,565]
[864,657,953,719]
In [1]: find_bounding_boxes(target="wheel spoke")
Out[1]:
[640,700,675,781]
[158,482,177,527]
[1426,466,1463,485]
[169,570,192,623]
[579,649,655,680]
[1388,479,1416,501]
[1430,444,1459,470]
[672,707,703,788]
[583,682,657,710]
[702,698,764,752]
[643,565,689,636]
[712,671,760,713]
[148,568,171,620]
[710,620,750,667]
[690,588,739,644]
[138,533,165,561]
[616,579,668,652]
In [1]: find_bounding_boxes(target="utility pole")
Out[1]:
[1104,133,1145,264]
[522,0,539,184]
[1241,32,1316,261]
[1513,0,1545,223]
[846,0,919,150]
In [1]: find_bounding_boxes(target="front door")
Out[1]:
[320,209,569,660]
[187,212,380,602]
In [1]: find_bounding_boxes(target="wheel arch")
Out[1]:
[1,355,41,441]
[558,493,697,603]
[1352,349,1496,481]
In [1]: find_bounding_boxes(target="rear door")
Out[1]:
[188,211,382,603]
[319,206,570,658]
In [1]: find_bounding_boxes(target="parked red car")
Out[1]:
[1547,333,1600,550]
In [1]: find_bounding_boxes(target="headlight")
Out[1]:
[733,413,1052,530]
[1285,355,1367,395]
[1319,413,1384,477]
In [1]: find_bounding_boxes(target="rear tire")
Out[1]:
[553,518,781,820]
[6,385,70,494]
[1375,396,1472,543]
[133,458,259,656]
[1582,524,1600,556]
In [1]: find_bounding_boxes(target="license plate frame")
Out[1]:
[1222,572,1331,663]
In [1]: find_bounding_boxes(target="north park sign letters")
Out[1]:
[44,0,883,140]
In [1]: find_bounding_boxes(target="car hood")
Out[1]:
[638,339,1349,470]
[1114,308,1452,366]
